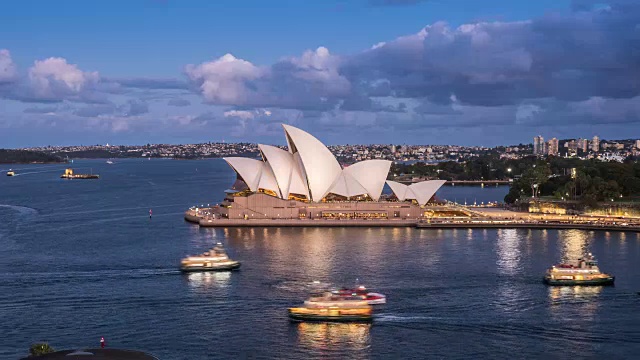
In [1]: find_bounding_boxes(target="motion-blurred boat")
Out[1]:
[288,289,373,323]
[333,285,386,305]
[180,243,240,272]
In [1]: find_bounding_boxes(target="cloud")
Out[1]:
[28,57,100,101]
[121,99,149,116]
[73,103,116,117]
[72,100,148,118]
[185,47,350,110]
[167,98,191,107]
[23,105,61,114]
[348,1,640,107]
[0,49,18,83]
[223,109,273,120]
[108,77,188,90]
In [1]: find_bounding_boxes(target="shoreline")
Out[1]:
[0,161,66,165]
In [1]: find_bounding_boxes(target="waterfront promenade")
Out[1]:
[185,207,640,232]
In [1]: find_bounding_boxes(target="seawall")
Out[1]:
[416,221,640,233]
[193,217,418,227]
[186,212,640,232]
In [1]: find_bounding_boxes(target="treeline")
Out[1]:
[52,149,144,158]
[0,149,65,164]
[505,157,640,205]
[390,154,534,181]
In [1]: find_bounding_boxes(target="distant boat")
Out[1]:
[106,159,114,164]
[61,168,99,179]
[6,169,15,176]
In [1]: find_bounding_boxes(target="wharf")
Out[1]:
[416,220,640,232]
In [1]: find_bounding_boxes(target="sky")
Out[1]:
[1,0,639,147]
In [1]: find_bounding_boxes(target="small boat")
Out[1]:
[288,290,373,323]
[543,253,614,286]
[180,243,240,272]
[106,160,114,164]
[333,285,386,305]
[6,169,15,176]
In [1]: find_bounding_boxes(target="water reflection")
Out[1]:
[547,286,602,320]
[185,271,231,294]
[559,230,591,261]
[496,229,521,275]
[296,322,371,355]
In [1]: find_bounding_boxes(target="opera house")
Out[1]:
[185,124,449,226]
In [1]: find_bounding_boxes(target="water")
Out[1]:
[1,159,639,359]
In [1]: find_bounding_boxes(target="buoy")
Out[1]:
[149,209,152,219]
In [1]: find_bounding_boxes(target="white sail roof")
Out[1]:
[258,144,310,199]
[290,152,310,198]
[257,161,280,194]
[386,179,446,205]
[224,124,436,204]
[409,180,446,206]
[259,144,293,198]
[223,157,263,191]
[386,180,410,201]
[328,172,368,198]
[282,124,342,202]
[344,160,391,201]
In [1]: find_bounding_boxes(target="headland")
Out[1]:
[184,123,640,233]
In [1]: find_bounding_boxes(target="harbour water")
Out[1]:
[1,159,639,359]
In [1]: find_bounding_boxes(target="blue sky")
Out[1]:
[1,0,639,147]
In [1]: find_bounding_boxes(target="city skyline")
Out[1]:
[2,0,640,147]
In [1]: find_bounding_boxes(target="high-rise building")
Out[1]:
[533,135,544,155]
[635,139,640,149]
[591,136,600,152]
[547,138,559,156]
[578,138,588,153]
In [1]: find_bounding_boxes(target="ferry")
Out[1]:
[180,243,240,272]
[6,169,15,176]
[61,168,99,179]
[333,285,386,305]
[288,290,373,323]
[544,253,614,286]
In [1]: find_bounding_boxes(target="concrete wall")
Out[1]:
[222,193,425,220]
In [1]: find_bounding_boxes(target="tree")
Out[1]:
[520,163,551,198]
[29,343,55,357]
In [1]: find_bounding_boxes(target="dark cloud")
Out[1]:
[73,104,116,117]
[23,106,59,114]
[348,1,640,107]
[121,100,149,116]
[167,98,191,107]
